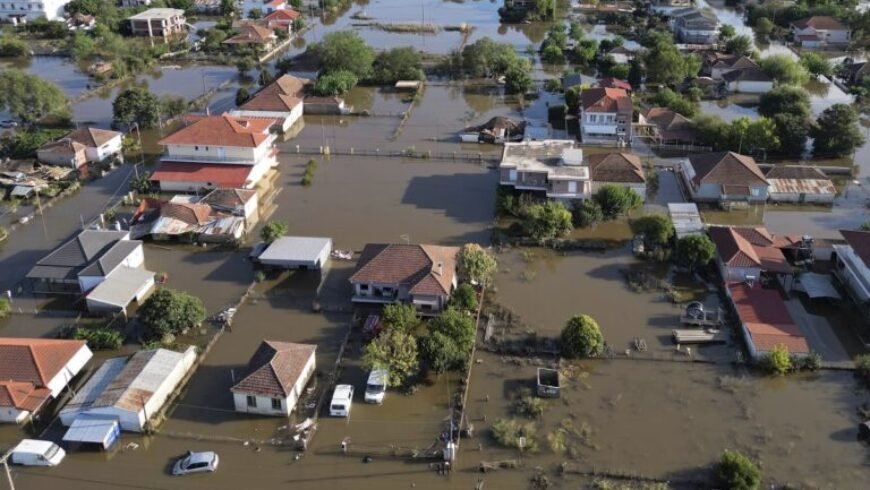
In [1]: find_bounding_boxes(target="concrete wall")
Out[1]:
[591,181,647,202]
[85,135,123,162]
[768,191,835,204]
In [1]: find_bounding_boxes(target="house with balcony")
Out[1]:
[670,8,719,44]
[231,75,306,132]
[127,8,186,39]
[150,114,278,192]
[680,151,769,204]
[791,16,851,48]
[222,22,279,52]
[579,87,632,145]
[499,140,591,200]
[350,243,459,315]
[833,230,870,307]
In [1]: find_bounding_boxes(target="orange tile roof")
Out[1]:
[223,23,276,44]
[241,75,310,112]
[231,340,316,398]
[580,87,632,114]
[264,8,300,22]
[0,338,88,388]
[158,114,275,148]
[151,162,255,189]
[708,226,791,273]
[728,283,809,354]
[350,244,458,296]
[0,382,52,412]
[689,151,767,187]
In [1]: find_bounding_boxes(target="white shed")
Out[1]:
[668,203,704,239]
[258,236,332,270]
[85,267,156,313]
[60,347,197,432]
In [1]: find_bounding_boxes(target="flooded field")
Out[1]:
[465,352,870,489]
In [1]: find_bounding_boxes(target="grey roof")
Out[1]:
[259,236,332,263]
[80,240,143,277]
[722,67,772,83]
[60,356,129,417]
[27,230,131,281]
[86,267,155,309]
[63,414,119,445]
[668,203,704,239]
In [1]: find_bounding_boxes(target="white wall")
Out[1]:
[85,135,123,162]
[45,344,93,398]
[0,0,70,21]
[0,406,29,424]
[728,80,774,94]
[233,352,315,416]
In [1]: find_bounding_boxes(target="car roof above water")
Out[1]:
[186,451,216,464]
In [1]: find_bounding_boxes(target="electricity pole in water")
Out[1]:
[1,448,15,490]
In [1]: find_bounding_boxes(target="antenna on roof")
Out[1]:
[400,234,410,245]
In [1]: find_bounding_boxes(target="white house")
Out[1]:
[257,236,332,270]
[681,152,769,204]
[231,341,316,417]
[26,230,148,295]
[499,140,591,200]
[37,127,123,169]
[670,8,719,44]
[649,0,692,15]
[60,347,197,432]
[0,0,70,22]
[833,230,870,306]
[585,152,647,201]
[231,75,306,132]
[722,67,774,94]
[579,87,633,145]
[791,16,851,48]
[1,339,93,424]
[350,244,459,315]
[151,114,278,192]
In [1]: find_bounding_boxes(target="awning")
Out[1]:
[63,415,121,449]
[794,272,842,300]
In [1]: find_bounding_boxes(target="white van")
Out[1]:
[364,369,388,404]
[329,384,354,417]
[10,439,66,466]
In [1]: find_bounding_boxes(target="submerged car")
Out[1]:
[172,451,219,476]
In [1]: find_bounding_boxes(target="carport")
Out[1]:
[793,272,841,300]
[63,414,121,450]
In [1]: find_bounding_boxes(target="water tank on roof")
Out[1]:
[561,148,583,166]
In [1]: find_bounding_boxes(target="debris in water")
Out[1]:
[362,455,373,463]
[124,442,139,451]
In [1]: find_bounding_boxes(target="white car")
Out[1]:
[364,368,388,404]
[10,439,66,466]
[329,384,354,417]
[172,451,219,476]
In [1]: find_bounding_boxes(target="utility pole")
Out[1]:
[1,448,15,490]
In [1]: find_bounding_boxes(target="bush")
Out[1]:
[854,354,870,386]
[382,303,419,333]
[138,288,206,341]
[260,221,288,243]
[521,201,573,241]
[301,158,317,186]
[675,234,715,269]
[491,418,538,451]
[798,351,822,371]
[363,329,419,386]
[74,327,123,350]
[560,314,604,358]
[593,184,642,220]
[512,387,545,419]
[571,200,603,228]
[715,450,761,490]
[630,214,674,248]
[312,70,358,96]
[759,344,792,375]
[0,298,10,319]
[457,243,497,285]
[0,36,30,58]
[451,283,479,312]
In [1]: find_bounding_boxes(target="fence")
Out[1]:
[288,145,501,164]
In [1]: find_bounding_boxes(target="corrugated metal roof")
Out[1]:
[86,267,155,309]
[668,203,704,238]
[61,356,128,416]
[259,236,332,263]
[92,348,191,413]
[767,178,836,196]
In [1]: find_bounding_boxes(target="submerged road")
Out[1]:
[0,163,136,294]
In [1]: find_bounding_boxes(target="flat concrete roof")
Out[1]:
[259,236,332,263]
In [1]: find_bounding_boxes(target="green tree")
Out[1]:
[675,234,715,269]
[800,52,832,77]
[630,214,674,247]
[560,314,604,358]
[260,220,288,243]
[641,37,701,85]
[760,54,810,86]
[521,201,573,240]
[573,39,598,65]
[760,344,793,375]
[112,87,160,129]
[451,283,479,312]
[564,84,584,110]
[460,37,523,78]
[129,174,152,194]
[593,184,643,220]
[457,243,497,286]
[2,129,68,158]
[771,113,809,157]
[504,60,533,95]
[725,35,753,56]
[235,87,250,107]
[716,450,762,490]
[363,329,419,386]
[381,303,419,334]
[0,36,30,58]
[220,0,236,15]
[719,24,736,41]
[627,59,643,88]
[811,104,866,157]
[755,17,775,38]
[649,88,698,117]
[571,200,603,228]
[569,22,584,41]
[421,330,466,374]
[422,307,476,373]
[371,47,423,84]
[0,69,70,125]
[0,298,10,319]
[312,70,358,96]
[138,288,206,340]
[308,31,375,78]
[540,43,564,64]
[758,86,811,119]
[729,116,780,154]
[248,7,262,19]
[855,354,870,386]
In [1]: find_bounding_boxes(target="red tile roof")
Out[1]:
[840,230,870,268]
[231,341,316,398]
[0,382,52,412]
[158,114,275,148]
[597,77,632,91]
[264,8,300,22]
[580,87,632,114]
[223,23,276,44]
[688,151,767,187]
[709,226,791,273]
[240,74,309,112]
[791,16,847,31]
[728,283,809,354]
[151,162,255,189]
[350,244,459,296]
[0,338,88,387]
[585,152,645,183]
[160,201,213,225]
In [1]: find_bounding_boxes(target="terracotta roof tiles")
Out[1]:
[585,152,645,183]
[580,87,632,114]
[231,341,316,398]
[688,151,767,187]
[350,244,458,297]
[158,114,275,148]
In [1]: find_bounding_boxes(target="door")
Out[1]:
[568,182,577,194]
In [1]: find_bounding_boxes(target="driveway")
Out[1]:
[784,298,850,363]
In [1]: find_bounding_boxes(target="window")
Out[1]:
[750,187,760,197]
[271,398,282,410]
[246,395,256,407]
[195,146,199,151]
[359,284,369,291]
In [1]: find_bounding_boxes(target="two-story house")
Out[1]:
[127,8,187,39]
[37,127,123,169]
[499,140,591,200]
[350,243,459,315]
[579,87,633,145]
[150,114,278,192]
[0,0,70,22]
[791,16,851,48]
[833,230,870,308]
[231,75,306,132]
[649,0,692,15]
[670,8,719,44]
[681,151,769,204]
